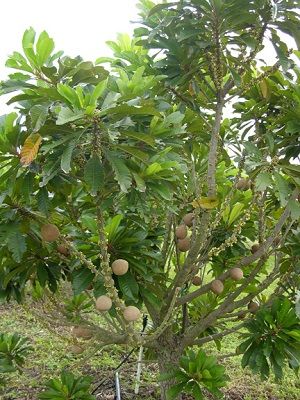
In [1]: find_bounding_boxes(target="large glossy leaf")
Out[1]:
[105,150,132,192]
[84,154,104,196]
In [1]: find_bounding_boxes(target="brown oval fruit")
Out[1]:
[183,213,194,227]
[72,326,93,340]
[236,178,250,191]
[57,244,69,256]
[175,225,188,240]
[210,279,224,295]
[229,268,243,281]
[251,244,260,254]
[69,345,84,355]
[248,301,259,313]
[123,306,141,322]
[111,259,129,276]
[192,276,202,286]
[41,224,60,242]
[96,295,112,312]
[178,237,190,252]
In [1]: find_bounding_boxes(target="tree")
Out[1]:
[0,1,300,399]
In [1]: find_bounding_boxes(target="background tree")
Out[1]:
[0,1,300,399]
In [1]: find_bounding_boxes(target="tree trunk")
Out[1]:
[156,331,183,400]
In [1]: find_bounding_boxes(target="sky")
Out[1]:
[0,0,139,113]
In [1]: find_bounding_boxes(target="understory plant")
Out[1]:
[0,1,300,399]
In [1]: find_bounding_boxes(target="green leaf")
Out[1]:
[255,172,273,192]
[166,383,186,400]
[30,104,49,132]
[3,265,27,288]
[105,151,132,192]
[118,272,139,302]
[57,84,80,108]
[148,2,179,17]
[116,145,149,162]
[120,131,155,147]
[36,188,49,216]
[61,141,76,174]
[7,230,27,262]
[105,215,123,240]
[72,268,94,295]
[36,31,55,66]
[89,79,107,106]
[56,107,84,125]
[287,199,300,221]
[274,172,290,206]
[84,154,104,196]
[22,27,37,67]
[102,104,161,118]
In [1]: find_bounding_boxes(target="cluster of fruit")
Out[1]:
[95,258,141,322]
[40,224,141,327]
[175,212,195,252]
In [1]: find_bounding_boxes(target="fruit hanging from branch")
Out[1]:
[95,295,113,312]
[229,268,244,281]
[192,275,202,286]
[210,279,224,295]
[40,224,60,242]
[175,224,188,239]
[183,213,194,227]
[177,237,191,252]
[111,259,129,276]
[248,301,260,314]
[123,306,141,322]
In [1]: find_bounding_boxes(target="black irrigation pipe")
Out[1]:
[91,315,148,396]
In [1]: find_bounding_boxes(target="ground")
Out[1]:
[0,299,299,400]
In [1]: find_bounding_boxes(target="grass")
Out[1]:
[0,294,299,399]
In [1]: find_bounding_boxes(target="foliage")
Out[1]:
[160,349,228,399]
[0,333,32,387]
[237,298,300,380]
[0,1,300,399]
[39,370,95,400]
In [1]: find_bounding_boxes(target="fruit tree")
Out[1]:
[1,1,300,399]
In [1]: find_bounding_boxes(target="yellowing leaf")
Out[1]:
[20,133,42,166]
[259,80,269,99]
[191,196,219,210]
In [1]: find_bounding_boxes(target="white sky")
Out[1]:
[0,1,296,116]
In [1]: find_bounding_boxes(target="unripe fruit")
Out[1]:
[192,276,202,286]
[41,224,60,242]
[96,295,112,312]
[69,345,84,355]
[123,306,141,322]
[210,279,224,295]
[183,213,194,227]
[177,237,190,252]
[72,326,93,340]
[236,178,251,191]
[57,244,69,256]
[248,301,259,313]
[111,259,128,276]
[229,268,243,281]
[251,244,260,254]
[175,225,188,240]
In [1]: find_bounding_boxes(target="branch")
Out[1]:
[192,322,245,346]
[145,287,180,345]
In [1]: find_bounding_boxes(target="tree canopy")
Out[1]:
[0,1,300,399]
